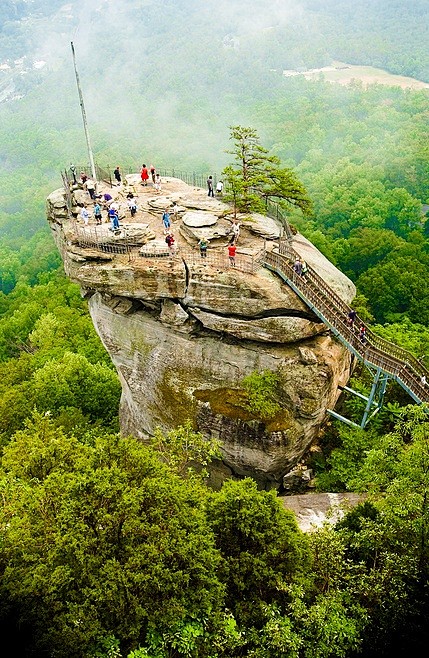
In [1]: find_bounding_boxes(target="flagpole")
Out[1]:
[71,41,97,184]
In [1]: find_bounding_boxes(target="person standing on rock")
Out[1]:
[80,205,90,226]
[229,221,240,245]
[228,243,236,267]
[165,231,176,256]
[85,177,96,200]
[127,195,137,217]
[198,238,208,258]
[114,166,122,184]
[155,173,162,193]
[141,164,149,186]
[207,175,214,197]
[94,201,102,225]
[171,201,179,221]
[150,164,156,184]
[70,164,78,185]
[162,208,171,233]
[108,206,120,231]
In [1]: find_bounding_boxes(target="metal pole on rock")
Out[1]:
[71,41,97,185]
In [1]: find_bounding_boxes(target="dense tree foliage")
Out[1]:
[312,407,429,657]
[0,273,121,444]
[207,479,310,625]
[0,414,224,658]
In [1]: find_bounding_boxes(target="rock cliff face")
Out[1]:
[46,174,356,488]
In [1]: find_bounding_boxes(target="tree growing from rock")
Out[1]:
[222,126,312,216]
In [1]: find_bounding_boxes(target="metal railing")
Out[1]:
[71,226,264,273]
[72,225,144,256]
[63,165,217,191]
[263,244,429,405]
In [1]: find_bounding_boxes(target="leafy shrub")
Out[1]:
[242,370,281,419]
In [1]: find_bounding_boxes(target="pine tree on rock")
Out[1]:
[222,125,312,216]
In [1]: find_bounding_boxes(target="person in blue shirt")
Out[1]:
[162,209,171,233]
[108,206,120,230]
[94,202,102,224]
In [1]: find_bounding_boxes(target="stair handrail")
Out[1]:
[263,247,429,404]
[276,238,429,374]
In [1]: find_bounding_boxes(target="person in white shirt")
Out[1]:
[80,206,90,225]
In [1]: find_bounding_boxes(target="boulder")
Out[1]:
[243,212,281,239]
[182,211,218,227]
[46,174,356,488]
[188,307,325,342]
[179,221,231,243]
[160,300,189,326]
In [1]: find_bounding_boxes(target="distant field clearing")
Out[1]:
[283,61,429,90]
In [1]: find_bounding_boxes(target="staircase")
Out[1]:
[262,239,429,419]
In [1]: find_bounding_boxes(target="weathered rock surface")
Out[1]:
[183,211,219,227]
[243,212,281,239]
[188,307,326,342]
[46,176,356,488]
[281,492,366,532]
[88,292,351,486]
[179,219,232,243]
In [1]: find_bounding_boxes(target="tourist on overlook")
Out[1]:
[207,175,214,197]
[94,202,102,225]
[85,178,96,199]
[229,221,240,245]
[127,195,137,217]
[70,164,77,185]
[171,201,179,221]
[150,164,156,183]
[114,166,122,184]
[141,164,149,186]
[108,206,120,231]
[80,205,90,226]
[102,192,113,209]
[165,231,176,256]
[216,180,224,195]
[293,257,303,276]
[228,243,236,267]
[162,208,171,232]
[154,173,162,193]
[198,237,208,258]
[80,171,88,185]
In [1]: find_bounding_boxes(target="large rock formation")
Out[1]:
[46,175,356,488]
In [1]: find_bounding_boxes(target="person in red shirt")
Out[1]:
[165,232,176,256]
[228,243,236,267]
[140,164,149,186]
